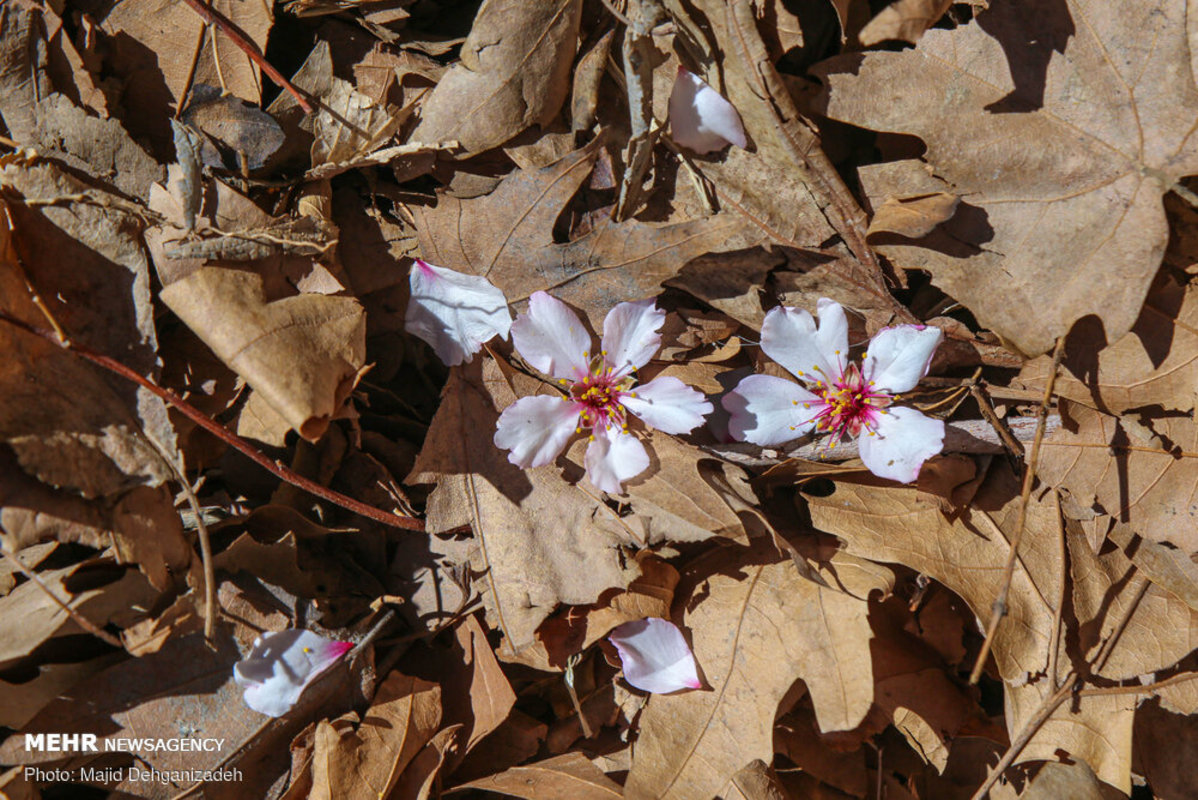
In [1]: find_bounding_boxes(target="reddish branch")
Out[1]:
[179,0,314,114]
[0,310,424,531]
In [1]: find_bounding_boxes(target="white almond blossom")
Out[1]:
[723,298,944,483]
[494,292,712,494]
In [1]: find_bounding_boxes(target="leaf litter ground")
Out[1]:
[0,0,1196,799]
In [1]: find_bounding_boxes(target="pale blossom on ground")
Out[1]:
[494,292,712,494]
[722,298,944,483]
[233,629,353,717]
[668,67,748,154]
[405,259,512,366]
[609,617,703,694]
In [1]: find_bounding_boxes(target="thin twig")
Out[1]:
[178,0,313,113]
[1047,489,1066,689]
[969,337,1064,685]
[176,24,207,118]
[970,382,1024,458]
[1079,671,1198,698]
[142,433,218,641]
[0,547,125,649]
[0,311,425,531]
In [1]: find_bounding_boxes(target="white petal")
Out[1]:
[233,630,352,717]
[494,395,580,468]
[722,374,822,446]
[858,406,945,483]
[601,299,665,375]
[511,292,592,380]
[623,376,712,434]
[668,68,748,154]
[609,618,702,694]
[404,260,511,366]
[584,426,649,494]
[760,300,849,385]
[862,324,942,394]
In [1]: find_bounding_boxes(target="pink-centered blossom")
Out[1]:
[723,298,944,483]
[494,292,712,494]
[233,629,353,717]
[609,618,702,694]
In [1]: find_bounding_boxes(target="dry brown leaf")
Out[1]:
[1134,698,1198,798]
[410,0,581,153]
[406,359,640,650]
[866,192,960,239]
[309,672,441,800]
[413,140,763,326]
[1108,524,1198,612]
[624,542,889,800]
[803,465,1147,790]
[452,751,623,799]
[160,266,366,442]
[774,708,868,798]
[1017,271,1198,414]
[720,760,794,800]
[815,0,1198,356]
[1038,402,1198,552]
[859,0,954,45]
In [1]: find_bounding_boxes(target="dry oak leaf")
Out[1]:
[1038,401,1198,552]
[406,358,640,651]
[1108,523,1198,613]
[720,759,794,800]
[412,139,763,327]
[623,541,891,800]
[1017,270,1198,415]
[803,465,1144,791]
[160,266,366,442]
[859,0,954,46]
[410,0,582,154]
[308,672,442,800]
[451,752,623,799]
[815,0,1198,356]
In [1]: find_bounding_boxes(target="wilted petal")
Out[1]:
[233,630,352,717]
[862,324,942,394]
[761,300,849,385]
[405,260,512,366]
[511,291,592,380]
[601,299,665,375]
[584,425,649,494]
[609,618,702,694]
[494,395,580,468]
[722,374,822,445]
[623,376,712,434]
[669,68,748,154]
[858,406,945,483]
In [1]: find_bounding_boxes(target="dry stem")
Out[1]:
[969,337,1064,685]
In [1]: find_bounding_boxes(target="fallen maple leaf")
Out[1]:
[815,0,1198,356]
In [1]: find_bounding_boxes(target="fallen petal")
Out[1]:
[494,394,581,468]
[511,291,592,381]
[669,67,748,154]
[584,425,649,494]
[405,260,512,366]
[761,301,848,386]
[609,618,702,694]
[623,375,713,434]
[723,374,822,445]
[862,323,942,394]
[858,406,945,483]
[601,298,665,375]
[233,630,353,717]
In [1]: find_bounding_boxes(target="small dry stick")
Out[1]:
[178,0,313,113]
[1079,671,1198,698]
[970,382,1024,459]
[0,311,425,531]
[969,337,1065,685]
[1046,489,1066,688]
[0,546,125,649]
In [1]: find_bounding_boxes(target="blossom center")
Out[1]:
[569,360,633,431]
[806,363,891,446]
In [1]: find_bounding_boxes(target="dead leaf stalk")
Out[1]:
[969,382,1024,459]
[1047,489,1065,688]
[179,0,314,114]
[969,337,1064,685]
[0,310,425,531]
[0,546,125,649]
